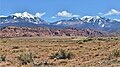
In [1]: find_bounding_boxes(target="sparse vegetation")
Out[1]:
[76,38,94,44]
[109,48,120,59]
[0,37,119,67]
[18,52,34,65]
[77,37,120,44]
[97,38,106,41]
[112,49,120,57]
[0,55,6,62]
[50,49,73,59]
[12,46,19,49]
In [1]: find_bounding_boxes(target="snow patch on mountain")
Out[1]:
[114,19,120,22]
[102,24,105,27]
[0,15,7,17]
[12,12,35,18]
[56,21,62,25]
[0,12,47,25]
[81,16,102,22]
[81,16,94,20]
[12,12,46,19]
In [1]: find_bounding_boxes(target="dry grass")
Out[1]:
[0,36,119,67]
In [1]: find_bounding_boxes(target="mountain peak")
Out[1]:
[12,12,35,18]
[0,12,47,25]
[68,17,81,22]
[81,16,94,19]
[81,16,101,20]
[81,16,103,22]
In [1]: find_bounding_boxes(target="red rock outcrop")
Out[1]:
[0,26,109,37]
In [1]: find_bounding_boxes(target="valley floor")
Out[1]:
[0,36,120,67]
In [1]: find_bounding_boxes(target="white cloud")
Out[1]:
[35,12,46,18]
[104,9,120,16]
[51,16,56,18]
[72,15,80,17]
[98,12,103,15]
[57,11,79,17]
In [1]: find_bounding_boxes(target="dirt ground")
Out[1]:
[0,36,120,67]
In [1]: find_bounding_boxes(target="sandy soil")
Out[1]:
[0,36,119,67]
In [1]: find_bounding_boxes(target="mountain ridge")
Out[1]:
[0,12,120,33]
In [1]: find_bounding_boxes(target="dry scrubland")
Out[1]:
[0,36,120,67]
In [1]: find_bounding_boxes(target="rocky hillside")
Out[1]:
[0,26,110,37]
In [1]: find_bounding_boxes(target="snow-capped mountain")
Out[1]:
[52,16,120,32]
[0,12,47,25]
[51,17,83,26]
[0,12,120,32]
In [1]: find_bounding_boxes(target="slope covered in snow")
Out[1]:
[0,12,47,24]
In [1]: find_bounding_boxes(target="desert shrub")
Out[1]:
[50,49,73,59]
[111,49,120,57]
[97,37,119,42]
[114,38,119,40]
[76,40,83,44]
[109,48,120,59]
[97,38,106,41]
[12,46,19,49]
[18,52,34,65]
[76,38,93,44]
[0,55,6,62]
[1,40,7,43]
[83,38,93,42]
[78,41,83,44]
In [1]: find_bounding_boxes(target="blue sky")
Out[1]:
[0,0,120,22]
